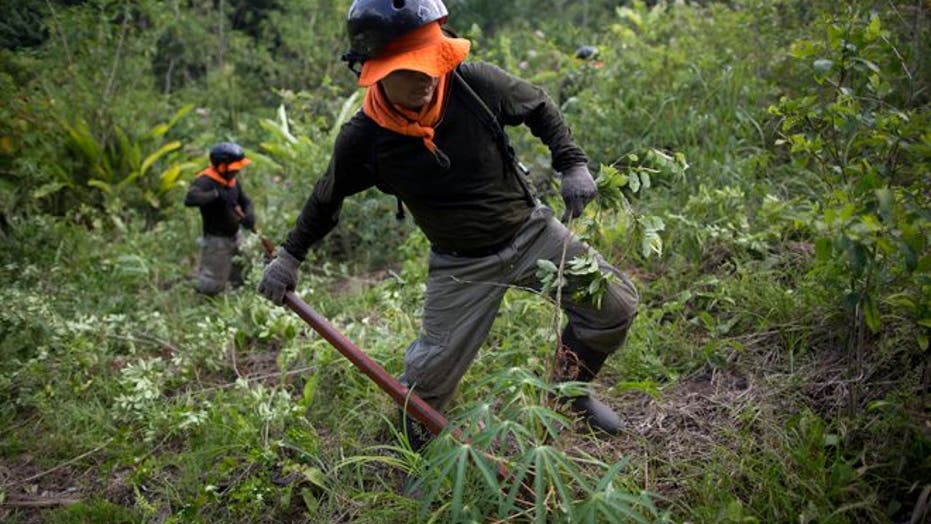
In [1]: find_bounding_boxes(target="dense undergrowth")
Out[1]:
[1,1,929,523]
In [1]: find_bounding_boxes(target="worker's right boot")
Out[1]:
[399,410,433,453]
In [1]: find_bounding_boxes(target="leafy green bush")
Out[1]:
[769,6,931,348]
[54,104,199,222]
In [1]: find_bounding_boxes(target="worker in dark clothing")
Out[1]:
[258,0,638,449]
[184,142,255,295]
[559,45,604,106]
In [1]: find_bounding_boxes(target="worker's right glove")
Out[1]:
[257,248,301,304]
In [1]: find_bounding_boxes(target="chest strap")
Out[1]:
[452,68,536,208]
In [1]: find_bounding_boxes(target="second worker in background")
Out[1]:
[185,142,255,296]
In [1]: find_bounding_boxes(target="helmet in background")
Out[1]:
[209,142,249,172]
[575,45,599,61]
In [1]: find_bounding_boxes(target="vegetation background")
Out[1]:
[1,0,928,522]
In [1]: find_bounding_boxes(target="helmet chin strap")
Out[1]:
[341,52,365,77]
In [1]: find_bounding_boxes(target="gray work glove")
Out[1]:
[559,164,597,220]
[257,248,301,305]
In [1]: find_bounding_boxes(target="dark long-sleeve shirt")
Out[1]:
[283,61,588,260]
[184,175,254,237]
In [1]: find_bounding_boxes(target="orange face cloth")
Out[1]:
[360,21,469,154]
[197,157,250,187]
[197,166,237,187]
[363,73,450,154]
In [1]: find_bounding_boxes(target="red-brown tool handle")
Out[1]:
[282,291,454,438]
[278,282,525,495]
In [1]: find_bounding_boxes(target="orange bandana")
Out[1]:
[197,166,236,188]
[362,73,450,154]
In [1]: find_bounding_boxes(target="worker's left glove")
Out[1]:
[257,248,301,305]
[559,164,597,220]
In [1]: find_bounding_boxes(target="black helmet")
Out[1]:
[209,142,246,167]
[344,0,448,65]
[575,45,599,60]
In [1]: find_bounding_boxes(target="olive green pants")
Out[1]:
[195,233,242,295]
[401,205,639,410]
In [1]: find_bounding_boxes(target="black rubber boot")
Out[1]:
[568,396,621,435]
[399,410,433,452]
[557,327,621,435]
[396,410,432,499]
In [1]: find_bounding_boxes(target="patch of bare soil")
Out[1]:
[563,363,763,503]
[562,326,927,509]
[0,453,91,523]
[607,366,755,462]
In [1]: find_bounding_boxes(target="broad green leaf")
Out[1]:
[140,141,181,178]
[147,104,194,139]
[852,57,881,73]
[537,259,558,273]
[865,15,882,40]
[789,39,817,59]
[158,165,183,192]
[640,230,662,258]
[300,489,318,513]
[87,179,113,194]
[165,103,195,129]
[148,123,170,139]
[813,58,834,75]
[31,182,67,199]
[161,161,199,191]
[884,293,916,310]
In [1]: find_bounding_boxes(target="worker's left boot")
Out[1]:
[566,395,621,435]
[556,327,621,435]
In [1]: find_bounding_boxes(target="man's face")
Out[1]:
[218,165,240,179]
[380,69,439,111]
